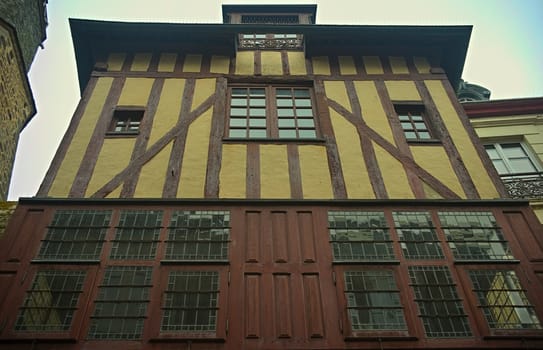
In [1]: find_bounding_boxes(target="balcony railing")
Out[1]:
[500,172,543,199]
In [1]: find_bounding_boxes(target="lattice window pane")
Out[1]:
[408,266,472,338]
[161,271,219,332]
[165,211,230,261]
[15,270,86,331]
[438,212,514,261]
[328,211,395,261]
[344,271,406,330]
[469,270,541,329]
[393,211,444,260]
[395,106,432,141]
[37,210,111,261]
[110,210,163,260]
[88,266,152,339]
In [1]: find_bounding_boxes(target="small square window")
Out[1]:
[394,105,434,141]
[108,109,145,135]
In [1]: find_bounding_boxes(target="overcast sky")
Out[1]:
[8,0,543,200]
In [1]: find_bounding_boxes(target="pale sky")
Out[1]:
[8,0,543,199]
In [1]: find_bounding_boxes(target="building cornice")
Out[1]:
[464,97,543,118]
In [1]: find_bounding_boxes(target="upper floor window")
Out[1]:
[241,15,300,24]
[395,105,434,141]
[228,85,317,140]
[108,108,144,136]
[238,33,303,50]
[484,142,541,175]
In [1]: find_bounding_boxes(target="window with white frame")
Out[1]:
[484,142,541,175]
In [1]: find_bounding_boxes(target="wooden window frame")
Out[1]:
[394,104,437,142]
[226,84,320,141]
[483,141,542,176]
[392,211,444,260]
[106,107,145,137]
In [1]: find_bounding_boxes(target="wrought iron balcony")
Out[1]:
[500,172,543,199]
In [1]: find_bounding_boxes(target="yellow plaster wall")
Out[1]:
[260,145,290,198]
[411,146,465,198]
[177,109,212,198]
[261,51,283,75]
[210,56,230,74]
[354,81,395,144]
[219,144,247,198]
[298,145,333,199]
[288,52,307,75]
[131,53,152,72]
[362,56,383,74]
[106,185,122,199]
[324,81,351,112]
[118,78,154,106]
[385,81,422,101]
[389,56,409,74]
[425,80,499,198]
[330,110,374,198]
[49,77,114,197]
[134,142,173,197]
[235,51,254,75]
[158,53,177,72]
[339,56,357,75]
[413,56,431,73]
[312,56,331,75]
[183,54,202,73]
[107,53,125,71]
[374,144,414,198]
[192,79,216,111]
[86,138,136,196]
[148,79,185,145]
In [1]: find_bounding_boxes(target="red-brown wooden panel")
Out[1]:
[297,211,317,263]
[504,211,543,261]
[302,273,325,338]
[244,273,261,339]
[271,211,289,263]
[273,273,293,338]
[245,211,261,263]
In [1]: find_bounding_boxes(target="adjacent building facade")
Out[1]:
[0,0,47,200]
[466,97,543,222]
[1,5,542,349]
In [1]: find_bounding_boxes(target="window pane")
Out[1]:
[229,129,246,138]
[249,108,265,117]
[469,270,541,329]
[295,99,311,107]
[328,211,394,261]
[231,88,247,96]
[277,109,295,117]
[249,129,267,138]
[37,210,111,261]
[509,159,537,173]
[408,266,472,338]
[165,211,230,261]
[249,118,266,127]
[231,98,247,107]
[230,108,247,117]
[438,212,514,261]
[294,89,310,97]
[277,99,293,107]
[296,109,313,117]
[249,88,265,96]
[298,129,316,138]
[249,98,265,107]
[344,271,406,330]
[298,119,315,128]
[276,89,292,97]
[230,118,246,127]
[278,119,295,127]
[501,144,526,158]
[88,266,152,339]
[15,271,86,331]
[278,129,296,138]
[110,210,163,260]
[418,132,431,139]
[393,212,443,260]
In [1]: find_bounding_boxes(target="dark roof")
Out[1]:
[69,18,472,94]
[222,4,318,23]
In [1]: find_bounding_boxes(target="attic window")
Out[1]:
[238,33,303,50]
[107,108,144,136]
[241,15,299,24]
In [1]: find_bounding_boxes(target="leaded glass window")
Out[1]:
[161,271,220,332]
[165,211,230,261]
[109,210,163,260]
[328,211,394,261]
[15,270,86,331]
[88,266,152,339]
[37,210,111,261]
[438,212,514,261]
[469,270,541,329]
[408,266,472,337]
[344,271,406,331]
[393,211,444,259]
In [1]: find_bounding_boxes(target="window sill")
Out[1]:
[31,259,101,264]
[483,332,543,340]
[223,137,326,144]
[161,260,229,265]
[149,335,225,343]
[332,260,400,265]
[406,139,442,145]
[105,131,139,138]
[345,332,416,341]
[453,259,520,265]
